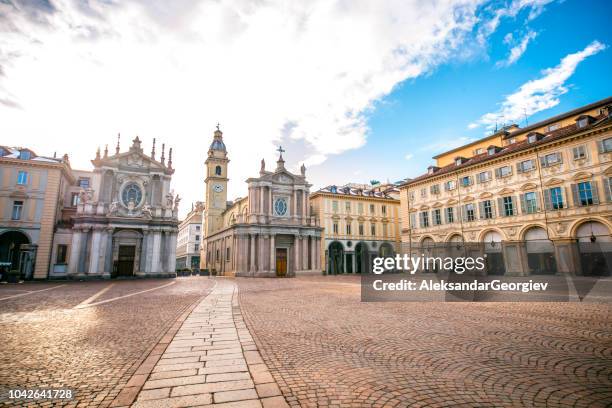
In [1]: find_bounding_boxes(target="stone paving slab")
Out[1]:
[132,279,288,408]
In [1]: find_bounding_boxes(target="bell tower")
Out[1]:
[204,124,229,236]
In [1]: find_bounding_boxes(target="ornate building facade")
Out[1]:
[64,136,179,278]
[400,97,612,276]
[309,183,401,274]
[200,127,323,277]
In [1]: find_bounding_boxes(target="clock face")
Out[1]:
[213,184,224,193]
[122,183,143,207]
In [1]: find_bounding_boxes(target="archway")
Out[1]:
[354,242,369,274]
[524,227,556,275]
[327,241,344,275]
[0,231,32,279]
[379,242,394,257]
[482,230,505,275]
[576,221,611,276]
[420,237,435,273]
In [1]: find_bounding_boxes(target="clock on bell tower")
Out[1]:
[204,125,229,236]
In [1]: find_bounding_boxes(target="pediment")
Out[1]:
[497,187,514,195]
[418,204,430,210]
[462,195,475,202]
[603,165,612,175]
[97,151,167,172]
[446,198,458,205]
[479,192,493,199]
[544,177,564,186]
[431,201,443,208]
[572,171,593,181]
[520,182,538,191]
[259,169,303,184]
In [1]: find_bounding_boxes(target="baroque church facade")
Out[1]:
[201,127,323,277]
[61,136,179,278]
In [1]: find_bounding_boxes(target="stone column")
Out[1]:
[140,231,149,272]
[168,231,177,274]
[294,235,300,273]
[68,229,82,275]
[88,227,101,274]
[96,227,108,274]
[310,236,316,271]
[302,236,308,270]
[258,235,266,272]
[302,190,307,225]
[250,234,256,273]
[270,234,275,274]
[151,231,161,273]
[269,187,273,215]
[257,186,265,215]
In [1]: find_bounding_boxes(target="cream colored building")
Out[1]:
[400,97,612,276]
[0,147,74,279]
[176,202,203,270]
[310,183,401,274]
[200,127,323,277]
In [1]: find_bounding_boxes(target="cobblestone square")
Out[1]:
[1,276,611,407]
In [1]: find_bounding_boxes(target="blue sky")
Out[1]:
[308,0,612,186]
[1,0,611,216]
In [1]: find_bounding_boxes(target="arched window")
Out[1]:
[215,166,222,176]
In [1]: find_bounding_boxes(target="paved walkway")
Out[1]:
[131,279,288,408]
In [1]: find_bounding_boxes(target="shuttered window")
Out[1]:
[479,200,494,219]
[543,187,565,210]
[540,152,563,167]
[497,196,517,217]
[571,181,599,206]
[445,207,454,223]
[520,192,539,214]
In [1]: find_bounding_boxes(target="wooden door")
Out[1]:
[117,245,136,277]
[275,248,287,277]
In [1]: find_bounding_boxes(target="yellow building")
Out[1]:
[310,183,401,274]
[399,97,612,276]
[0,147,74,279]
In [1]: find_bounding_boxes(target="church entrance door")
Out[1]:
[275,248,287,277]
[117,245,136,277]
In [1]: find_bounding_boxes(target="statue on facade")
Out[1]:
[300,163,306,177]
[195,201,205,213]
[142,204,153,218]
[165,192,174,208]
[108,201,119,215]
[173,194,181,212]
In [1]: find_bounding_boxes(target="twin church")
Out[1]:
[201,127,323,277]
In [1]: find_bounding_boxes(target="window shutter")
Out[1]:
[497,197,504,217]
[410,213,416,228]
[490,200,496,218]
[556,152,563,164]
[572,147,579,159]
[606,178,612,202]
[560,186,568,209]
[495,168,501,178]
[487,171,492,181]
[544,189,552,211]
[478,202,485,219]
[519,194,526,214]
[512,196,518,215]
[571,184,579,207]
[597,140,605,154]
[469,176,474,186]
[535,191,541,211]
[516,162,523,173]
[531,159,537,169]
[591,181,600,205]
[461,205,467,222]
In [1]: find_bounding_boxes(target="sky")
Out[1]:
[1,0,611,218]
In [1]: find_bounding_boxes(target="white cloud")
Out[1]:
[477,0,554,44]
[404,153,414,160]
[469,40,606,131]
[497,30,537,67]
[0,0,549,215]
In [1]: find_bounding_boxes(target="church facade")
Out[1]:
[62,136,179,278]
[201,127,323,277]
